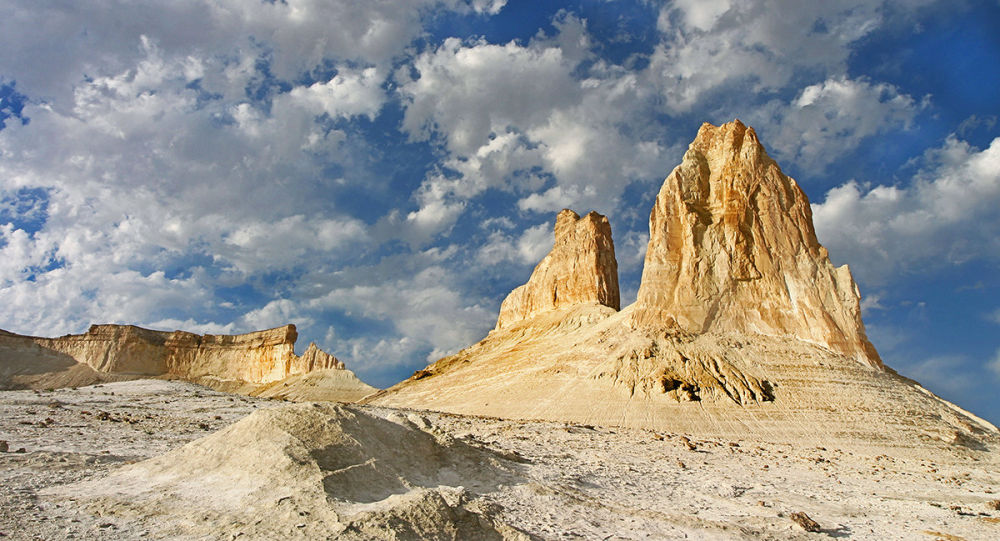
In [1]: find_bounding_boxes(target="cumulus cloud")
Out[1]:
[813,135,1000,284]
[649,0,937,113]
[287,67,384,120]
[308,265,495,369]
[754,77,925,173]
[476,221,553,267]
[396,22,671,222]
[0,0,494,338]
[0,0,503,104]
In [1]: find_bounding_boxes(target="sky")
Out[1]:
[1,1,999,422]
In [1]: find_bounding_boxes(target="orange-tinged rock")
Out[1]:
[495,209,619,330]
[1,324,360,390]
[631,120,881,367]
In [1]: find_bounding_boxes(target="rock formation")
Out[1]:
[0,324,375,401]
[631,120,881,367]
[368,120,998,454]
[53,403,528,539]
[496,209,619,330]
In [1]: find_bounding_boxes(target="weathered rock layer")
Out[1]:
[0,324,373,400]
[496,209,619,330]
[369,120,997,454]
[631,120,880,366]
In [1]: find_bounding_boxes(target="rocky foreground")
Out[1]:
[2,380,1000,540]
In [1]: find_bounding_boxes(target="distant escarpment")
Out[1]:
[0,324,375,401]
[369,120,997,454]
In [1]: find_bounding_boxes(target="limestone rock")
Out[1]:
[296,341,345,372]
[0,325,374,401]
[164,325,301,384]
[496,209,619,330]
[631,120,881,367]
[368,120,998,454]
[51,403,527,539]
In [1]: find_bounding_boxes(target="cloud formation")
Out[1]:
[813,135,1000,284]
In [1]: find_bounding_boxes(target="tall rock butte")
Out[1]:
[632,120,881,367]
[495,209,619,330]
[369,120,998,453]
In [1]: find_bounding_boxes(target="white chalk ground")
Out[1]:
[2,380,999,540]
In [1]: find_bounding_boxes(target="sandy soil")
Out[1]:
[2,380,999,540]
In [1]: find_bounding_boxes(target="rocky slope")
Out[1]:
[368,120,998,454]
[0,324,376,401]
[7,380,1000,540]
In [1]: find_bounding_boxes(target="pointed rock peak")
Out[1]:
[554,208,581,240]
[297,341,345,371]
[495,209,620,330]
[632,120,882,367]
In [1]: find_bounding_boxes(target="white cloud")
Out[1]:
[143,318,238,336]
[897,354,979,395]
[0,26,394,337]
[240,299,314,332]
[813,135,1000,284]
[649,0,936,113]
[0,0,501,106]
[308,265,495,368]
[859,294,886,316]
[287,67,384,120]
[476,221,553,267]
[396,25,671,222]
[990,349,1000,378]
[754,77,925,173]
[219,215,369,274]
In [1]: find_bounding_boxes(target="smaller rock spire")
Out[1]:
[495,209,620,330]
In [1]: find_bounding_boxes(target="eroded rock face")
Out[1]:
[495,209,620,330]
[164,325,303,383]
[368,120,1000,452]
[631,120,881,367]
[2,324,350,387]
[297,342,346,372]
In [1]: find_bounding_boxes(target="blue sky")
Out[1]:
[1,1,999,422]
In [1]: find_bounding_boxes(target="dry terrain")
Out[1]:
[2,379,999,540]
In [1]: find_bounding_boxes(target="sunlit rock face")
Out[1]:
[631,120,882,367]
[495,209,620,331]
[3,324,346,385]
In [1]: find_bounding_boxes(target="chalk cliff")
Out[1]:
[496,209,619,330]
[368,121,997,454]
[631,120,881,367]
[0,324,373,401]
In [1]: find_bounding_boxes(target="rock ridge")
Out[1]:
[1,324,361,393]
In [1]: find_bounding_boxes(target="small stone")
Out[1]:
[790,512,821,532]
[0,441,8,452]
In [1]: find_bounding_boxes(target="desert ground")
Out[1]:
[2,379,999,540]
